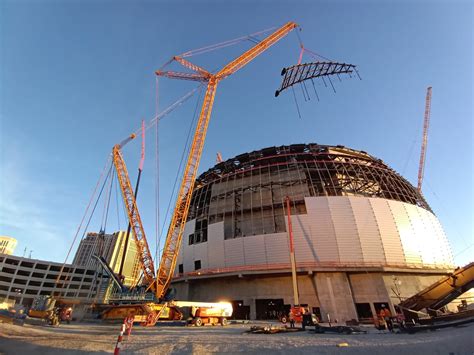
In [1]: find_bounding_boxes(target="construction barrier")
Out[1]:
[113,322,126,355]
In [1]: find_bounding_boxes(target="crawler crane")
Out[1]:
[102,22,299,326]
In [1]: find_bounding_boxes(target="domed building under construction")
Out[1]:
[172,144,454,321]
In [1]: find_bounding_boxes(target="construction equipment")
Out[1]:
[101,22,300,326]
[417,86,432,192]
[398,262,474,321]
[154,21,299,299]
[28,296,75,326]
[280,196,316,327]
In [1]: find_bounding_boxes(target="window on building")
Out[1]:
[20,261,34,268]
[17,270,30,277]
[194,260,201,271]
[178,264,183,274]
[35,264,48,270]
[188,233,194,245]
[28,281,41,287]
[355,303,373,319]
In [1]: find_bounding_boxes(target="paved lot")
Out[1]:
[0,320,473,354]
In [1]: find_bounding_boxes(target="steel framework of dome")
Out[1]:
[187,144,430,243]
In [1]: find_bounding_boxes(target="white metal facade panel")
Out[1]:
[349,197,385,263]
[224,238,244,267]
[425,210,454,266]
[207,222,225,269]
[182,219,196,273]
[329,197,363,262]
[304,197,339,261]
[388,201,423,265]
[291,215,317,262]
[243,235,267,265]
[404,204,435,266]
[265,233,290,264]
[193,243,208,270]
[419,209,446,266]
[178,196,453,273]
[369,198,404,264]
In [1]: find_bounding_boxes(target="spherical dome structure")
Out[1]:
[174,144,454,321]
[173,144,453,320]
[177,144,453,275]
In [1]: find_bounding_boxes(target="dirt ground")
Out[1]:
[0,320,473,354]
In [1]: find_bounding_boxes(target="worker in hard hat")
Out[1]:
[379,305,393,332]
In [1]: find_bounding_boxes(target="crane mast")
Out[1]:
[154,22,298,299]
[417,86,432,192]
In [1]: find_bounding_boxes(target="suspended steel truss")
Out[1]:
[275,62,358,97]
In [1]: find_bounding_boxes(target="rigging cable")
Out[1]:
[178,27,277,58]
[56,155,112,283]
[159,86,204,252]
[102,163,114,232]
[155,76,160,269]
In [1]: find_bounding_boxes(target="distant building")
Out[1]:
[0,254,97,308]
[73,231,141,287]
[0,236,17,255]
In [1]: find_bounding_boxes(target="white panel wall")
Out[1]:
[349,197,385,263]
[304,197,339,262]
[224,238,244,267]
[405,204,435,265]
[177,196,453,273]
[265,233,291,264]
[425,210,454,266]
[369,198,405,264]
[182,219,196,273]
[388,201,423,265]
[291,215,318,262]
[421,208,447,266]
[243,235,267,265]
[207,222,225,269]
[329,197,363,263]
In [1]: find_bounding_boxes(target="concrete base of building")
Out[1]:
[171,268,452,322]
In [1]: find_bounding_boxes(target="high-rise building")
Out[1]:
[73,231,141,287]
[0,236,17,255]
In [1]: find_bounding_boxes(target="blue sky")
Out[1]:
[1,0,472,267]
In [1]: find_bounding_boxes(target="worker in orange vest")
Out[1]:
[379,305,393,332]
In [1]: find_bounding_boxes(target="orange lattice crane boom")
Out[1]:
[154,21,298,299]
[112,138,156,289]
[417,86,432,192]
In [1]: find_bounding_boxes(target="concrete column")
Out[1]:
[315,272,358,323]
[248,297,256,320]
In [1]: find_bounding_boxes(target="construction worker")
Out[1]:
[289,311,295,328]
[379,305,393,332]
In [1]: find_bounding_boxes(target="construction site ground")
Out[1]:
[0,320,473,354]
